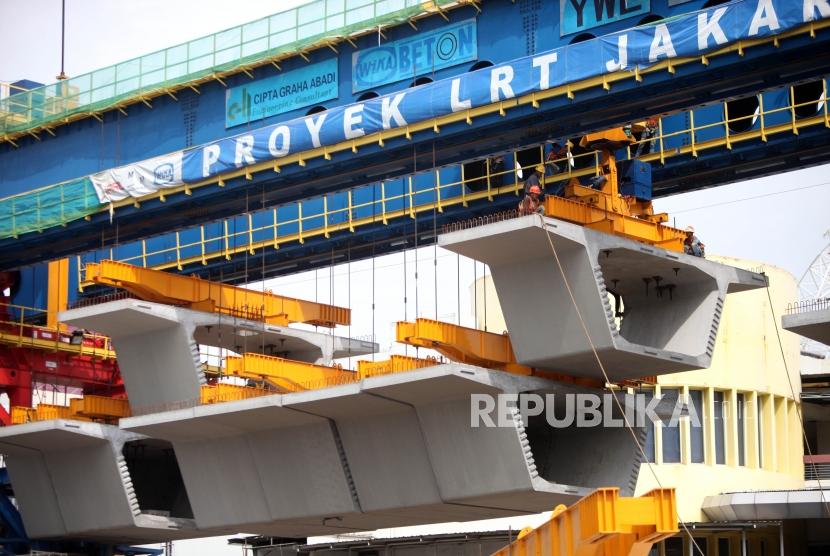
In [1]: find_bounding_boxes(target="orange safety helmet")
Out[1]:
[528,185,542,195]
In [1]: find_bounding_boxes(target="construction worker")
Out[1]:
[524,164,545,193]
[635,118,659,157]
[518,184,545,216]
[684,226,705,257]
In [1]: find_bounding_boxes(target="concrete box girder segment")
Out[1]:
[439,215,765,381]
[122,364,644,537]
[782,308,830,346]
[0,420,199,543]
[60,299,376,410]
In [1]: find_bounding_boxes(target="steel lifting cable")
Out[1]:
[432,141,439,321]
[329,247,335,338]
[473,257,478,328]
[457,253,461,326]
[483,262,487,332]
[261,185,267,355]
[413,145,420,324]
[537,213,706,556]
[763,278,830,517]
[347,243,352,367]
[372,180,377,361]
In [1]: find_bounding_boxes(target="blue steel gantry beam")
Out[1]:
[1,20,830,270]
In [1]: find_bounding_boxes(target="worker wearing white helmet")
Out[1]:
[684,225,705,257]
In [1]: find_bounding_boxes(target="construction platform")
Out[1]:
[440,215,766,381]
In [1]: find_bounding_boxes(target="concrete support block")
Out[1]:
[440,215,765,380]
[0,420,198,542]
[60,299,376,410]
[782,308,830,346]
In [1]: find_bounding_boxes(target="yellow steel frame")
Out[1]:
[545,132,687,252]
[356,354,439,379]
[84,259,350,327]
[46,258,69,329]
[69,395,130,420]
[225,352,355,392]
[397,318,525,372]
[10,395,130,425]
[491,488,677,556]
[396,318,609,387]
[200,382,269,405]
[0,302,115,359]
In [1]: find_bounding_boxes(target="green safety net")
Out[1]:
[0,0,462,137]
[0,178,99,239]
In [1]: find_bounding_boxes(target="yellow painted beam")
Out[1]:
[357,354,439,379]
[396,318,607,388]
[396,318,524,372]
[84,259,350,327]
[200,383,268,404]
[69,395,130,420]
[225,352,355,392]
[47,258,69,329]
[490,488,677,556]
[0,330,115,359]
[546,195,687,252]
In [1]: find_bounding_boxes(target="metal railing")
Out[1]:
[787,298,830,315]
[74,145,614,286]
[0,302,114,358]
[4,77,828,242]
[0,0,466,138]
[804,456,830,481]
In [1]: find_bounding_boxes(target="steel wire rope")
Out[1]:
[413,146,420,358]
[537,213,706,556]
[347,243,352,368]
[261,185,267,357]
[433,142,439,321]
[763,278,830,517]
[666,180,830,215]
[372,179,377,361]
[457,253,461,326]
[404,236,409,357]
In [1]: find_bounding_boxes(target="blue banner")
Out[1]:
[351,19,477,92]
[67,0,827,205]
[225,58,338,128]
[561,0,651,36]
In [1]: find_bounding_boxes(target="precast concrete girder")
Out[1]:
[439,215,766,381]
[0,420,198,542]
[120,364,644,537]
[782,308,830,346]
[60,299,376,410]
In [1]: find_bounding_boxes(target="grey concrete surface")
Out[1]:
[703,490,830,520]
[121,364,643,538]
[0,420,199,542]
[60,299,376,410]
[440,215,765,381]
[782,308,830,346]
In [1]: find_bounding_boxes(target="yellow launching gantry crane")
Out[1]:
[543,126,689,253]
